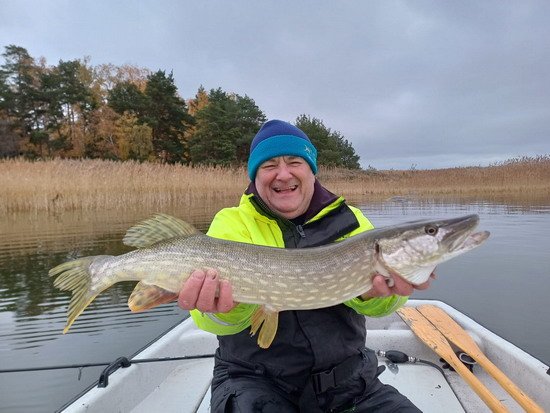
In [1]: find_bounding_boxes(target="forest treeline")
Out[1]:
[0,45,360,168]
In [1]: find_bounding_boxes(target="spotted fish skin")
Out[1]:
[49,213,489,348]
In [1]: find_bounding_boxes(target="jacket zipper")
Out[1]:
[252,196,307,243]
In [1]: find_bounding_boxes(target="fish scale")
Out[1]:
[49,213,489,348]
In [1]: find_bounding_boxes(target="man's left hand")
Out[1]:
[361,271,436,299]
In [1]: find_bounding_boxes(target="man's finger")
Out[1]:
[390,275,414,296]
[371,275,393,296]
[195,269,220,312]
[178,270,206,310]
[216,280,235,313]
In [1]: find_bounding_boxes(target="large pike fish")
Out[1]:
[50,213,489,348]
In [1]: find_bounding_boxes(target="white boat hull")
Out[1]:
[60,300,550,412]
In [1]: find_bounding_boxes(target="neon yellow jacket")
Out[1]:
[190,193,408,335]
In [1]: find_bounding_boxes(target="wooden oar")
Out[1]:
[417,304,544,413]
[397,307,509,412]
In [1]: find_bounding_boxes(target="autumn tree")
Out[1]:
[182,86,209,160]
[1,45,362,169]
[107,70,191,162]
[114,112,153,161]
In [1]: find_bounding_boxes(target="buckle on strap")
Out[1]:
[311,351,365,394]
[311,366,338,393]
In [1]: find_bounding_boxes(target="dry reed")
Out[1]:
[318,155,550,204]
[1,156,549,215]
[0,158,248,215]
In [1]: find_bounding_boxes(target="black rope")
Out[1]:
[0,354,215,374]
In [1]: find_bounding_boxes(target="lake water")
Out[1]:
[1,197,549,412]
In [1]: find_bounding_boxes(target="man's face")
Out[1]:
[255,156,315,219]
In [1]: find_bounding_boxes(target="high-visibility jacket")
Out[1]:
[190,186,407,388]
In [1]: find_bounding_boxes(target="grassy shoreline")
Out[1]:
[1,156,549,215]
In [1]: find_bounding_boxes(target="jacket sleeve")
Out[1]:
[190,207,259,336]
[342,206,409,317]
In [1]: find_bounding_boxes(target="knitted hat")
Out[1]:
[247,120,318,180]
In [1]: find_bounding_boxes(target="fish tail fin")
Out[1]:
[49,256,113,333]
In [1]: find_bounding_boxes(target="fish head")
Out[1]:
[375,214,490,285]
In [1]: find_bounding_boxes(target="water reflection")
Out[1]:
[1,196,549,412]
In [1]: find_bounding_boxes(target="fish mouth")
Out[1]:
[460,230,490,250]
[441,214,489,252]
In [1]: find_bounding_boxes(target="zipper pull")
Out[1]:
[296,225,306,238]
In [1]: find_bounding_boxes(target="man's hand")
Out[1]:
[178,269,236,313]
[361,271,436,299]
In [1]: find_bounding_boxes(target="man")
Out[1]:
[179,120,432,412]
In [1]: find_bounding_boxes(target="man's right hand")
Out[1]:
[178,269,236,313]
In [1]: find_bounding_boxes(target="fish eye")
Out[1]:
[425,225,439,236]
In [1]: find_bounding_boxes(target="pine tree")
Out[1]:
[188,88,265,166]
[295,115,360,169]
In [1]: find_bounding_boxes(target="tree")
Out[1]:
[188,88,265,166]
[107,81,148,117]
[108,70,192,163]
[114,112,153,161]
[187,85,209,116]
[142,70,193,163]
[294,115,360,169]
[92,63,150,106]
[83,105,118,159]
[183,86,208,160]
[0,119,20,157]
[38,59,96,156]
[0,45,41,135]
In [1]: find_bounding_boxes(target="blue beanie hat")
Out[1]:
[247,120,318,180]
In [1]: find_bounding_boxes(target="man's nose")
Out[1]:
[275,163,293,179]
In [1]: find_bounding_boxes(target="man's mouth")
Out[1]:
[273,185,298,193]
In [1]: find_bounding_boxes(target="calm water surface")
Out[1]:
[1,198,549,412]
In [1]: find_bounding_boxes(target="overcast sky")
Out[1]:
[1,1,549,170]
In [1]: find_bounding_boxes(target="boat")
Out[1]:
[59,300,550,412]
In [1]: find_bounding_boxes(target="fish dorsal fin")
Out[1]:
[123,213,200,248]
[128,281,179,312]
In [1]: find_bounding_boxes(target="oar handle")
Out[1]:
[447,356,509,413]
[476,356,544,413]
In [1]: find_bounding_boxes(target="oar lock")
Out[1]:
[440,351,477,372]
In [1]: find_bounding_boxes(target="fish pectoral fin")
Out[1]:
[128,281,178,312]
[250,306,280,349]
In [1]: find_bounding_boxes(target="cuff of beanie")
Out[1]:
[247,134,318,180]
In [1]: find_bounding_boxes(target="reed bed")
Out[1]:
[1,156,549,215]
[318,156,550,203]
[0,158,248,215]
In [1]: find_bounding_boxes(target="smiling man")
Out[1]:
[179,120,431,412]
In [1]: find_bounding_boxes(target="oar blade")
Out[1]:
[418,304,544,413]
[397,307,509,413]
